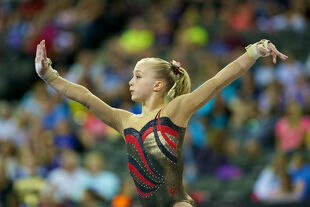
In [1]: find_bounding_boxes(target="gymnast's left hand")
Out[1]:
[257,41,288,64]
[246,39,288,63]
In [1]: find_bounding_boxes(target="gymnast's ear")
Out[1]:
[153,80,165,92]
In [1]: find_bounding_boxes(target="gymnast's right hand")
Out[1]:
[35,40,49,76]
[35,40,59,83]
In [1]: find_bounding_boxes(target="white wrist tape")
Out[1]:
[39,58,59,83]
[245,39,271,60]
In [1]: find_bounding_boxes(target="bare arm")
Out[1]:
[49,77,130,134]
[35,40,131,135]
[166,40,288,125]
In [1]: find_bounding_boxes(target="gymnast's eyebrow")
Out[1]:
[133,70,143,75]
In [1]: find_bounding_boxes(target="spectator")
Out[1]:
[53,120,79,150]
[289,153,310,201]
[46,149,86,203]
[265,172,299,203]
[253,58,276,91]
[275,100,310,153]
[13,148,47,207]
[253,153,287,201]
[72,151,120,202]
[0,101,18,142]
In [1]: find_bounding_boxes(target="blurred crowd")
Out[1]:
[1,0,310,206]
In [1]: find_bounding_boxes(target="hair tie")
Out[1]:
[169,60,181,75]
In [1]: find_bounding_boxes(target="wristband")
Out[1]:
[39,58,59,83]
[245,39,271,60]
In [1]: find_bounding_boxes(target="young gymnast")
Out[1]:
[35,39,287,207]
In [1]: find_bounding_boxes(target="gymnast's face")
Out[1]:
[129,61,160,102]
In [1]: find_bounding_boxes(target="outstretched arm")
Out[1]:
[166,40,288,125]
[35,40,131,135]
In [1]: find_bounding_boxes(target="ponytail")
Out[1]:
[138,58,191,101]
[167,66,191,100]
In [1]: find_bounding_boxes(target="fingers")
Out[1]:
[268,43,288,60]
[42,40,47,59]
[36,40,46,55]
[272,52,277,64]
[35,46,40,63]
[35,40,48,67]
[266,43,288,64]
[35,44,42,63]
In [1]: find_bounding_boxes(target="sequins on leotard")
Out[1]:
[124,110,195,207]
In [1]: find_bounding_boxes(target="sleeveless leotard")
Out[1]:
[124,110,196,207]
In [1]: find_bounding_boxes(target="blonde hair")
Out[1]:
[138,58,191,100]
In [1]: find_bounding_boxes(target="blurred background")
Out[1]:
[1,0,310,206]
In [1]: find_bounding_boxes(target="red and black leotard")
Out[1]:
[124,110,195,207]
